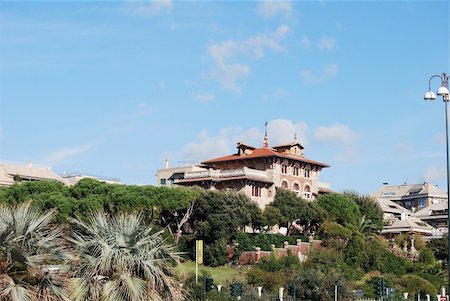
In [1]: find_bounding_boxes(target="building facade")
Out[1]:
[0,161,67,186]
[371,182,447,212]
[157,134,330,209]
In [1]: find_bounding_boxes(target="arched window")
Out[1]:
[304,185,311,199]
[281,181,288,189]
[293,183,300,191]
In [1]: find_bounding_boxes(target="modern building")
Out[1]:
[380,212,436,239]
[156,160,204,187]
[0,161,67,186]
[62,172,121,185]
[376,198,412,225]
[371,182,447,212]
[412,201,448,238]
[157,132,330,209]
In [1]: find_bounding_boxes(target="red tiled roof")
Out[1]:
[202,147,329,167]
[175,175,274,184]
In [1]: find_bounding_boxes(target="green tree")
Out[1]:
[397,274,437,295]
[345,192,383,233]
[188,190,260,266]
[0,201,70,301]
[316,193,361,226]
[269,189,309,235]
[262,206,283,231]
[68,211,183,301]
[428,234,448,265]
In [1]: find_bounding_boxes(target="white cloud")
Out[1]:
[318,36,336,51]
[257,0,292,18]
[182,128,252,161]
[314,124,357,144]
[48,143,95,164]
[300,36,311,49]
[424,166,447,182]
[125,0,173,16]
[181,119,308,161]
[300,64,338,85]
[314,124,358,161]
[267,119,309,146]
[194,93,215,103]
[208,25,289,92]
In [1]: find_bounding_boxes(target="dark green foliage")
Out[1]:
[316,193,361,226]
[246,268,283,292]
[428,234,448,265]
[268,188,324,235]
[262,206,283,229]
[345,191,384,233]
[419,248,436,265]
[187,190,260,266]
[397,274,437,295]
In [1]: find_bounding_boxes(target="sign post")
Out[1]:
[195,240,203,284]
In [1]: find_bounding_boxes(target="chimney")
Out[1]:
[400,212,406,221]
[164,159,169,169]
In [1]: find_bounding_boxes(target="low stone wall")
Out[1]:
[236,239,322,265]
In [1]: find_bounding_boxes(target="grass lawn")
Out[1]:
[176,261,247,284]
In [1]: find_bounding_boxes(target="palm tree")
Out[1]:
[0,201,70,301]
[68,211,183,301]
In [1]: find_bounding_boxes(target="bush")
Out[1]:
[246,268,283,292]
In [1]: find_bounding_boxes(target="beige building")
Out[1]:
[0,161,67,186]
[62,172,121,186]
[157,133,330,209]
[412,201,448,238]
[371,182,447,212]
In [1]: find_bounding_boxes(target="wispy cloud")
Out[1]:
[194,93,216,103]
[318,36,336,51]
[208,25,289,92]
[314,124,358,161]
[300,36,311,49]
[257,0,292,18]
[47,143,95,165]
[300,64,338,85]
[125,0,173,16]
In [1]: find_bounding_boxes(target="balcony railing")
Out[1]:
[184,167,269,180]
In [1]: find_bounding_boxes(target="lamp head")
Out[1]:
[437,86,450,96]
[424,90,436,100]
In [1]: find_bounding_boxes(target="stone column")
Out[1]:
[279,287,284,301]
[257,286,263,298]
[297,239,302,246]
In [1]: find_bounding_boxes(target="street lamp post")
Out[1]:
[424,72,450,295]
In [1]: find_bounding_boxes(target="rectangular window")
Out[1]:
[418,198,427,208]
[252,186,262,197]
[160,178,167,186]
[281,165,288,174]
[304,169,310,178]
[293,167,299,176]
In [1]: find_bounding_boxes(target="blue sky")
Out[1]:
[0,0,449,194]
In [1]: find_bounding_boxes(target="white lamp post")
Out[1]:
[424,72,450,295]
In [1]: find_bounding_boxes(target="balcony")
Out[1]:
[183,167,270,181]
